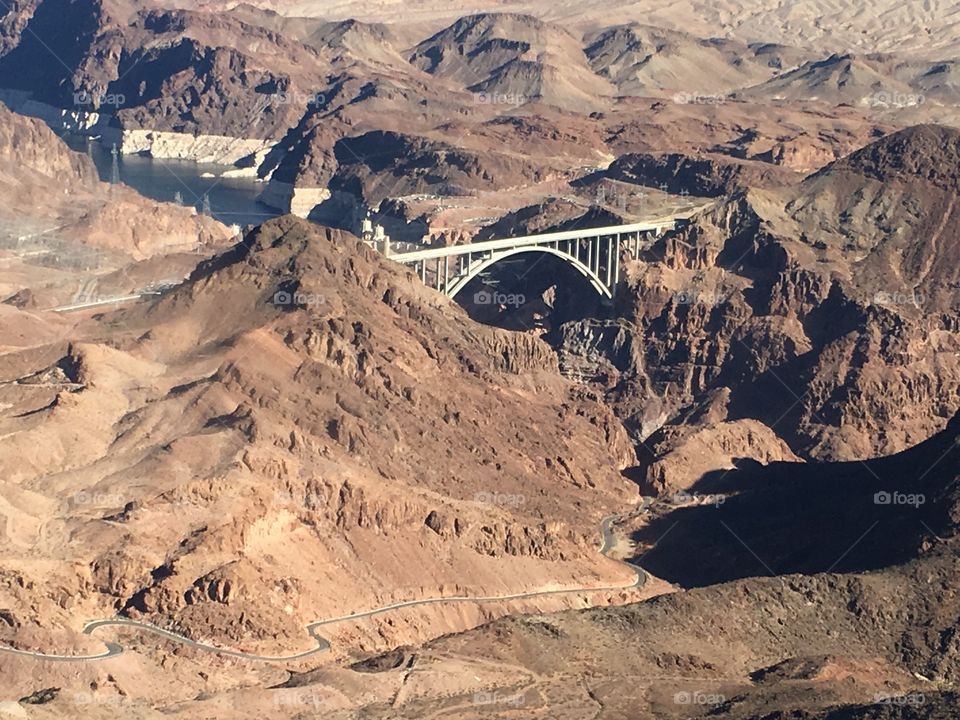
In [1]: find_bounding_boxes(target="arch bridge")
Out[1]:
[383,220,677,300]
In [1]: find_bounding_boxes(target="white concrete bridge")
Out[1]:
[383,220,678,300]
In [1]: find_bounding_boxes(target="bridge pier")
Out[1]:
[613,233,621,292]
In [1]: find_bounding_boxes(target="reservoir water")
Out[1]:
[61,135,283,228]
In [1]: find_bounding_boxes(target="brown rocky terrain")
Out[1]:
[585,23,811,97]
[637,412,960,586]
[173,411,953,719]
[2,0,955,227]
[603,150,800,197]
[8,431,952,719]
[3,124,957,718]
[0,100,232,312]
[0,1,331,141]
[0,216,655,710]
[1,3,960,718]
[313,550,960,718]
[409,12,615,111]
[546,125,960,469]
[182,0,960,60]
[739,52,960,112]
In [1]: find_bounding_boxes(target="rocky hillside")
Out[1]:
[4,3,940,222]
[0,1,335,147]
[605,150,800,196]
[553,125,960,468]
[1,6,960,718]
[0,100,230,263]
[330,549,960,719]
[738,53,915,105]
[0,99,98,186]
[585,23,809,97]
[328,130,560,204]
[410,13,614,111]
[740,52,960,110]
[0,216,643,677]
[786,124,960,309]
[302,415,959,718]
[638,412,960,586]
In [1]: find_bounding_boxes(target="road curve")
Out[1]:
[0,508,646,664]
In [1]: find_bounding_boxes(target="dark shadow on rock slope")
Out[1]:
[633,412,960,588]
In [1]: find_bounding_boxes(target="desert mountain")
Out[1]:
[3,1,946,225]
[548,125,960,466]
[410,13,615,110]
[306,18,406,67]
[261,100,612,223]
[300,412,959,718]
[0,101,229,268]
[782,124,960,309]
[0,216,646,684]
[585,23,810,97]
[177,0,960,59]
[2,4,960,717]
[738,53,914,105]
[603,150,800,197]
[0,0,339,151]
[335,547,960,718]
[0,0,119,108]
[740,51,960,110]
[639,412,960,586]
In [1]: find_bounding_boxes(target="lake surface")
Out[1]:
[62,135,283,228]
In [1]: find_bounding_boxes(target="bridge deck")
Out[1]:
[390,220,676,263]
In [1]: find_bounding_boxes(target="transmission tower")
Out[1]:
[110,144,120,186]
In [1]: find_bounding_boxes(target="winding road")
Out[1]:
[0,509,646,664]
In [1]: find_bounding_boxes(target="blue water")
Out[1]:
[61,135,283,228]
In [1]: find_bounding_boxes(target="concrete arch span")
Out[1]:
[446,246,612,300]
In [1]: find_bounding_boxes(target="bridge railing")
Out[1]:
[388,220,676,263]
[384,219,678,299]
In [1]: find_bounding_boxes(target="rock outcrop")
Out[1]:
[555,126,960,473]
[0,215,640,659]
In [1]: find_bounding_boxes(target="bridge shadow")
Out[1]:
[455,251,609,330]
[631,413,960,588]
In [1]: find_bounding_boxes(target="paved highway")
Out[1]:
[0,507,646,664]
[49,291,165,313]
